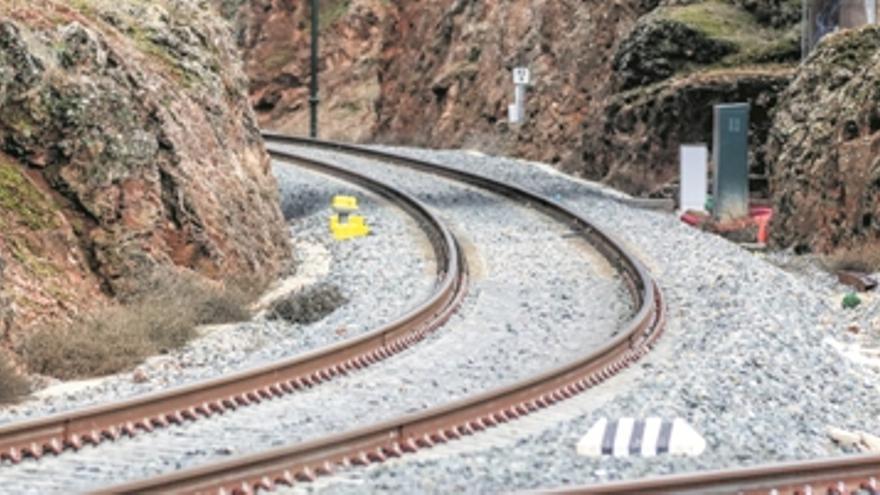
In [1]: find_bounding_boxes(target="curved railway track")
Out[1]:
[542,453,880,494]
[96,135,667,494]
[0,150,466,464]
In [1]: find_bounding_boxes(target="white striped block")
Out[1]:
[576,417,705,458]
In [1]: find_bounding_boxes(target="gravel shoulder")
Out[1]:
[285,147,880,494]
[0,162,436,425]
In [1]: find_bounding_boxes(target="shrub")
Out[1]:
[0,357,29,404]
[20,271,256,380]
[823,244,880,273]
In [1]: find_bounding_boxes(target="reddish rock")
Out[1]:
[224,0,647,165]
[226,0,390,141]
[0,0,291,344]
[767,26,880,255]
[227,1,799,198]
[374,0,647,167]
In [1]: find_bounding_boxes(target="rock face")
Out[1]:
[767,26,880,254]
[372,0,646,166]
[224,0,390,141]
[612,18,736,90]
[586,68,792,195]
[582,0,800,195]
[0,0,290,343]
[230,0,800,197]
[230,0,647,167]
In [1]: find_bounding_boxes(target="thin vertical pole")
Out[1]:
[309,0,319,138]
[801,0,808,60]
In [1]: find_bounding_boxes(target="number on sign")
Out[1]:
[513,67,530,85]
[728,118,742,133]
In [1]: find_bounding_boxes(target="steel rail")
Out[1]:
[97,135,666,494]
[0,149,466,464]
[538,453,880,494]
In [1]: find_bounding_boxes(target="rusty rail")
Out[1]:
[539,453,880,494]
[0,149,466,464]
[96,135,667,494]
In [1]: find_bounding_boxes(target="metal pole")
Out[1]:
[309,0,319,138]
[801,0,809,60]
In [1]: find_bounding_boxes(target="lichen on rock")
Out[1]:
[767,25,880,255]
[0,0,291,344]
[613,0,800,89]
[613,16,737,90]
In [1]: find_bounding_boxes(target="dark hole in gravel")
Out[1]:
[280,187,325,220]
[843,120,860,141]
[268,283,348,325]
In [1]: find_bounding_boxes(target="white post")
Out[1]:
[679,144,709,213]
[510,67,530,125]
[508,104,520,124]
[514,84,527,122]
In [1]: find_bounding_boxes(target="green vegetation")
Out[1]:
[8,236,58,278]
[20,272,255,380]
[131,29,201,89]
[264,50,296,72]
[0,157,57,231]
[320,0,351,31]
[338,101,362,114]
[66,0,96,17]
[660,0,800,67]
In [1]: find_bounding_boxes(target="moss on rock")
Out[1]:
[614,0,800,89]
[0,0,290,349]
[0,157,57,231]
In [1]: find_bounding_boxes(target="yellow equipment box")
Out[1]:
[332,195,359,212]
[330,213,370,240]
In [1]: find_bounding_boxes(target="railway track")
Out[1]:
[0,150,466,465]
[543,453,880,494]
[93,135,667,494]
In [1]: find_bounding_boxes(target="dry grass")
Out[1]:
[20,272,257,380]
[0,357,30,404]
[823,244,880,273]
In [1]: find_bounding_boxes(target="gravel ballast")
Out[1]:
[0,147,629,493]
[0,162,435,424]
[275,147,880,494]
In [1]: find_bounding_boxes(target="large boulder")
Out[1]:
[0,0,290,342]
[767,26,880,254]
[613,18,736,90]
[613,0,800,91]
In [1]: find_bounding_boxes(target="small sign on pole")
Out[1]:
[513,67,531,85]
[679,144,708,213]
